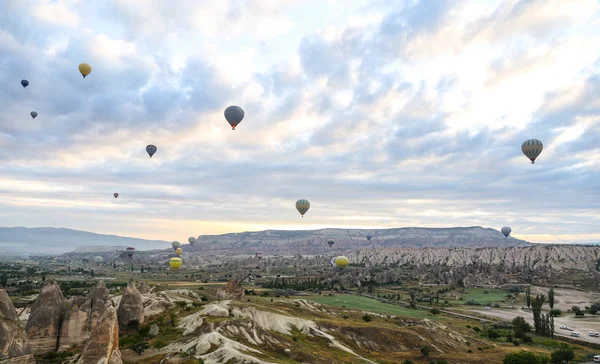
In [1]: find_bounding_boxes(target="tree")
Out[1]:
[503,351,549,364]
[550,347,574,364]
[588,303,599,316]
[532,294,553,337]
[420,346,430,358]
[132,342,149,356]
[41,274,46,282]
[549,309,561,317]
[548,288,555,309]
[526,288,531,309]
[0,273,8,287]
[430,308,441,315]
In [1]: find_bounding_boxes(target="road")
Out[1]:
[468,307,600,345]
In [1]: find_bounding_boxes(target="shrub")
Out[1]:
[362,314,372,322]
[472,327,481,332]
[549,309,561,317]
[430,308,440,315]
[420,346,430,357]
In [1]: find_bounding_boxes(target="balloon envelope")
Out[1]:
[366,235,372,241]
[256,251,263,259]
[79,63,92,78]
[501,226,512,238]
[93,256,103,263]
[521,139,543,164]
[175,248,183,256]
[335,256,349,269]
[21,254,29,260]
[188,237,196,245]
[172,241,180,251]
[327,240,334,247]
[21,80,29,88]
[295,199,310,217]
[30,111,37,119]
[114,193,119,198]
[169,257,182,270]
[224,106,244,130]
[126,247,135,257]
[146,144,157,158]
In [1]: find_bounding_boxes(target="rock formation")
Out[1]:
[76,306,122,364]
[136,281,151,294]
[58,281,112,351]
[185,226,530,255]
[116,282,144,327]
[216,280,245,301]
[351,245,600,272]
[0,289,35,364]
[148,324,159,337]
[25,279,65,354]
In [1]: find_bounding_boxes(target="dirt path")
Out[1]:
[530,286,600,312]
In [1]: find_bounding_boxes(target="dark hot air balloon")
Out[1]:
[501,226,512,238]
[146,145,157,158]
[30,111,37,119]
[224,106,244,130]
[114,193,119,198]
[21,80,29,88]
[126,247,135,257]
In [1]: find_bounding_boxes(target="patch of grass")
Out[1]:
[306,294,435,319]
[450,289,508,304]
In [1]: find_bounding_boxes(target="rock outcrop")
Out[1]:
[116,282,144,327]
[25,279,65,354]
[136,281,151,294]
[58,281,112,351]
[76,306,122,364]
[0,289,35,364]
[351,245,600,272]
[186,226,530,255]
[217,280,245,301]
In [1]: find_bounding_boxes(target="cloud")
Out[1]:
[0,0,598,244]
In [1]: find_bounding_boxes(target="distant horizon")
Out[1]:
[2,224,599,245]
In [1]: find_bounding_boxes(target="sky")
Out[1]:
[0,0,599,244]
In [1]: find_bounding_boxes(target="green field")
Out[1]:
[306,294,434,319]
[450,288,509,304]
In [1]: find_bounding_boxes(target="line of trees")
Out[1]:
[532,294,554,338]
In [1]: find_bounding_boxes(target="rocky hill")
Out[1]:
[349,245,600,272]
[185,226,530,255]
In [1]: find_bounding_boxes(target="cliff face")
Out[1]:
[184,226,530,255]
[350,245,600,271]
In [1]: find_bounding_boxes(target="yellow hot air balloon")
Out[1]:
[169,257,182,270]
[175,248,183,256]
[335,256,349,269]
[79,63,92,78]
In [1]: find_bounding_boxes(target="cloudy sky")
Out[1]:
[0,0,598,244]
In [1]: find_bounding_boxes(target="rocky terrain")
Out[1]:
[185,226,530,255]
[0,289,35,364]
[351,245,600,272]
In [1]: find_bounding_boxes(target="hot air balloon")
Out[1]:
[501,226,512,238]
[21,253,29,260]
[335,256,349,269]
[296,199,310,217]
[175,248,183,256]
[114,193,119,199]
[256,251,263,260]
[327,240,334,248]
[169,257,182,270]
[79,63,92,78]
[93,256,104,264]
[521,139,543,164]
[21,80,29,88]
[172,241,180,251]
[30,111,37,119]
[126,247,135,257]
[146,144,157,158]
[188,237,196,246]
[224,106,244,130]
[366,235,372,241]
